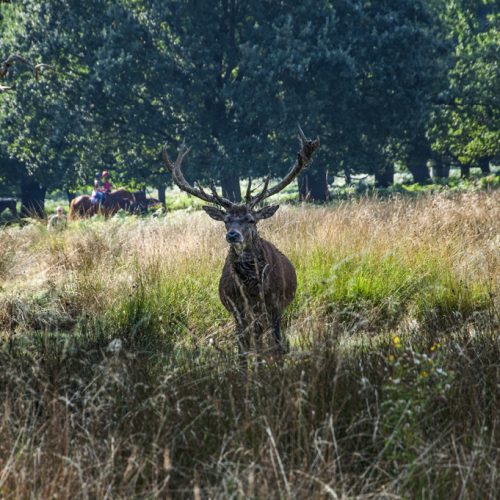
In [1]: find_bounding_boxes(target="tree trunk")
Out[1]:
[375,164,394,188]
[344,167,352,185]
[157,183,166,208]
[299,165,329,202]
[221,172,241,203]
[406,134,432,184]
[478,157,491,175]
[460,164,471,178]
[21,179,46,218]
[431,158,450,179]
[406,158,431,184]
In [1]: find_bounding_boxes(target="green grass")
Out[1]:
[0,191,498,497]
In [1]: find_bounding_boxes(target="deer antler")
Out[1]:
[0,84,15,92]
[248,126,320,208]
[33,63,54,80]
[1,54,54,82]
[0,54,33,80]
[162,142,236,209]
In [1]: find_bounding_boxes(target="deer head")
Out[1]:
[162,127,320,252]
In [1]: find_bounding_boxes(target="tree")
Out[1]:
[0,0,176,214]
[0,4,63,214]
[148,0,288,202]
[2,0,491,212]
[428,0,499,172]
[238,0,448,194]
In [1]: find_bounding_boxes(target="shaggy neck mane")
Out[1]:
[229,234,264,261]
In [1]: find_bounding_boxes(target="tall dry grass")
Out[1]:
[0,191,499,498]
[0,191,498,338]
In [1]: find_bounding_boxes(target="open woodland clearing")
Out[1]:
[1,0,499,496]
[0,191,498,498]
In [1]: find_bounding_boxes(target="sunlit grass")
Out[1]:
[0,191,498,497]
[1,191,498,337]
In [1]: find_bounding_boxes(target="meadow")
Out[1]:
[0,190,498,498]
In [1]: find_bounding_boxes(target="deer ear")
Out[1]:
[254,205,279,220]
[202,205,226,221]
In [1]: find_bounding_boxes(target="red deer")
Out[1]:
[162,129,320,366]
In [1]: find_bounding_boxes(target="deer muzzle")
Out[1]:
[226,229,243,244]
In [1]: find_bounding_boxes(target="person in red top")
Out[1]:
[101,171,112,193]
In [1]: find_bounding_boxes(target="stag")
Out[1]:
[162,129,320,365]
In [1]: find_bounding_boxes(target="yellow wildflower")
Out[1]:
[392,336,402,348]
[430,342,441,352]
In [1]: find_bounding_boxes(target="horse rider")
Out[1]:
[91,170,112,205]
[101,170,112,194]
[47,206,67,231]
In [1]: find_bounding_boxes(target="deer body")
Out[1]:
[219,236,297,355]
[162,127,319,365]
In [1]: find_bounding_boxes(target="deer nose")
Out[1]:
[226,230,242,243]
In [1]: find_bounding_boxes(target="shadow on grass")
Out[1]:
[0,315,498,498]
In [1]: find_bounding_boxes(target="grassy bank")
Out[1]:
[0,191,498,497]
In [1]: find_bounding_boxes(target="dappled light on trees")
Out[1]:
[0,0,498,211]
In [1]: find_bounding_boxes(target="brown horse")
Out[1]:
[69,189,135,219]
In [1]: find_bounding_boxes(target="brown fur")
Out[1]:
[219,233,297,360]
[69,190,136,219]
[161,130,319,365]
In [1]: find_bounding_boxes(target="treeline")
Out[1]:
[0,0,498,214]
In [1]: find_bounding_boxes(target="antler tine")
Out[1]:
[297,124,307,143]
[163,141,209,202]
[209,182,232,207]
[33,63,53,80]
[195,181,211,199]
[162,142,186,188]
[162,141,236,209]
[248,127,320,208]
[248,175,270,207]
[174,141,192,169]
[2,54,33,68]
[0,84,15,92]
[161,142,175,174]
[245,177,252,203]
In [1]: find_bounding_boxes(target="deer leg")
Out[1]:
[226,297,251,372]
[233,310,252,372]
[271,311,287,357]
[253,317,265,369]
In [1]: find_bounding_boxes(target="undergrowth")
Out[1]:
[0,191,498,498]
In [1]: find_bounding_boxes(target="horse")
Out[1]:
[69,190,134,219]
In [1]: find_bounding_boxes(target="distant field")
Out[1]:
[0,191,498,497]
[1,168,498,222]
